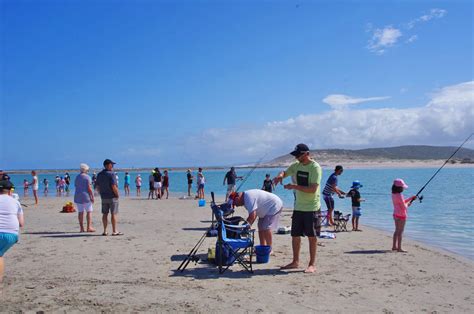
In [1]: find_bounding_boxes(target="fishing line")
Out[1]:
[235,152,269,192]
[410,133,473,204]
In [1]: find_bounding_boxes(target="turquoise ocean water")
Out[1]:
[9,167,474,260]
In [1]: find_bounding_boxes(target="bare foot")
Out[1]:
[87,228,96,232]
[304,265,316,273]
[281,262,299,270]
[392,247,397,251]
[398,249,408,253]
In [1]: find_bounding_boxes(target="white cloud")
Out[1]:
[407,8,447,29]
[181,81,474,165]
[322,94,391,110]
[367,8,447,54]
[367,26,402,54]
[406,35,418,43]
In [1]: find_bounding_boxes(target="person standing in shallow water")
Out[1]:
[273,143,322,274]
[30,171,39,205]
[186,169,193,197]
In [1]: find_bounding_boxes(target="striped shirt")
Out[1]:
[322,173,338,196]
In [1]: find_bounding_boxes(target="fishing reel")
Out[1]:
[417,195,424,203]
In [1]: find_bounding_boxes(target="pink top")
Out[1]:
[392,193,413,218]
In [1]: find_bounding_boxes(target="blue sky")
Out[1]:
[1,0,473,169]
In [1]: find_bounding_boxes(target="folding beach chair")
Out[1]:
[211,203,255,274]
[333,211,351,232]
[318,210,329,227]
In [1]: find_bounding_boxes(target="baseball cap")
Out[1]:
[393,178,408,189]
[290,143,310,157]
[103,159,116,167]
[0,180,14,191]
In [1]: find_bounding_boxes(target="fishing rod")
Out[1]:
[235,152,269,192]
[410,133,473,205]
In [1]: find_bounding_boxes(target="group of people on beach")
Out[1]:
[0,145,418,281]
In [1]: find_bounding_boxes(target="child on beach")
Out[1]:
[23,180,29,197]
[346,181,365,231]
[262,174,274,193]
[196,168,205,199]
[162,170,169,199]
[392,178,417,253]
[135,174,142,197]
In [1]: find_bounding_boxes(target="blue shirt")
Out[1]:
[74,173,92,204]
[96,169,118,199]
[323,173,338,196]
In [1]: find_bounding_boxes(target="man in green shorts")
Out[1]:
[273,143,322,273]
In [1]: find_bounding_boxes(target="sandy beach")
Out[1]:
[1,194,473,312]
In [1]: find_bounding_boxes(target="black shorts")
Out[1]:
[291,211,321,237]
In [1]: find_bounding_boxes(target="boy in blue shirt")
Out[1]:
[346,181,365,231]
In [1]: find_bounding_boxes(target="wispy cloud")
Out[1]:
[367,26,402,55]
[367,8,447,54]
[180,81,474,165]
[322,94,390,110]
[407,8,447,29]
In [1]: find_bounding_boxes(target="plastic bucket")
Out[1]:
[254,245,271,263]
[198,199,206,207]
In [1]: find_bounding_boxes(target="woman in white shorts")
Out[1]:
[74,163,95,232]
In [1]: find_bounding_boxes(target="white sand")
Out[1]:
[1,195,473,312]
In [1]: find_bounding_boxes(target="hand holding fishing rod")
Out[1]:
[409,133,473,205]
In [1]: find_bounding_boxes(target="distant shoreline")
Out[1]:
[4,159,474,174]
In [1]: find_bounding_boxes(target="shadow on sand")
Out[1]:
[170,253,290,279]
[344,249,391,254]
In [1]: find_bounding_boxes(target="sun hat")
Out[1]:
[351,180,363,189]
[80,163,90,173]
[393,178,408,189]
[290,143,310,157]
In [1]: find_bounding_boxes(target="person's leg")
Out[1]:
[111,213,117,234]
[397,220,406,252]
[78,212,85,232]
[258,229,272,246]
[305,236,317,273]
[86,211,95,232]
[352,216,356,230]
[165,187,169,199]
[281,236,300,269]
[188,184,191,196]
[392,218,398,250]
[0,256,4,284]
[102,214,108,234]
[355,217,359,231]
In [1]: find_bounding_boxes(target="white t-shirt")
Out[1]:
[32,176,39,190]
[243,189,283,218]
[0,194,23,234]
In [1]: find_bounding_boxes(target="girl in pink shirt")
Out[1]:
[392,178,417,252]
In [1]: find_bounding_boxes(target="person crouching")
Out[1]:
[229,189,283,252]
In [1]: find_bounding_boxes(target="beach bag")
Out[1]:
[61,201,75,213]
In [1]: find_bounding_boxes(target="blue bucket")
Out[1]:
[198,199,206,207]
[254,245,271,263]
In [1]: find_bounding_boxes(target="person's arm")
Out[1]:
[87,182,94,204]
[112,184,119,198]
[223,175,227,185]
[332,184,345,196]
[404,195,417,206]
[272,171,287,186]
[284,183,318,194]
[246,211,257,225]
[18,213,24,228]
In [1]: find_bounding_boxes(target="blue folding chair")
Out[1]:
[211,203,254,274]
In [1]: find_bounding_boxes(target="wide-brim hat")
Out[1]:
[351,181,363,188]
[393,178,408,189]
